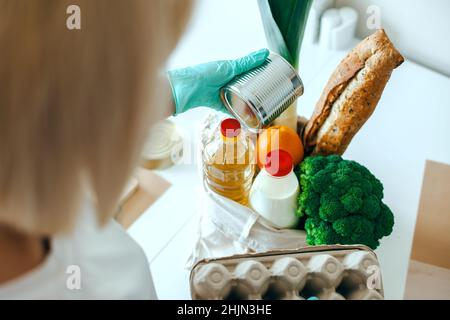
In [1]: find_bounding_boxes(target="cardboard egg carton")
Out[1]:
[190,245,383,300]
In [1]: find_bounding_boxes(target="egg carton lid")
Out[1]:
[191,244,376,266]
[189,244,383,299]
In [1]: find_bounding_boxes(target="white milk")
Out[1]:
[249,167,300,229]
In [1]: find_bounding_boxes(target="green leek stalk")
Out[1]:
[258,0,313,131]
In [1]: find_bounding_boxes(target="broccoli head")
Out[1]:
[296,155,394,249]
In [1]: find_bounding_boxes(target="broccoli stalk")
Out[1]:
[296,155,394,249]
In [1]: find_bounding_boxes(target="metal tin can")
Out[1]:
[220,53,304,131]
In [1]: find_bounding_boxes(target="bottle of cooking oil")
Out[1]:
[203,118,255,205]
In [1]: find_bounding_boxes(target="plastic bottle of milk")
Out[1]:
[249,149,299,229]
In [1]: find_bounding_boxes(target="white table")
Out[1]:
[128,0,450,299]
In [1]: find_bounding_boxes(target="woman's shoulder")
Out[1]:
[0,203,156,299]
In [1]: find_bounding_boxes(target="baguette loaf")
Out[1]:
[303,29,404,156]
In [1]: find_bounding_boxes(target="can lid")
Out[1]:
[220,118,241,138]
[264,149,293,177]
[220,88,262,131]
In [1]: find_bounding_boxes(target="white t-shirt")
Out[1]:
[0,203,157,299]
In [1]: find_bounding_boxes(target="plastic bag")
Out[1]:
[186,186,307,268]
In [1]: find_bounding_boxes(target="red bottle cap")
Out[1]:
[220,118,241,138]
[264,149,293,177]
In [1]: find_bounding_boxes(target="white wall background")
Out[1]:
[335,0,450,77]
[167,0,267,69]
[170,0,450,77]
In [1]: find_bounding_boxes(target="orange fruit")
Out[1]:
[257,125,304,168]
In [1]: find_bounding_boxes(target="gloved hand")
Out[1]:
[168,48,269,115]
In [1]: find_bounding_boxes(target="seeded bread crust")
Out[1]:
[303,29,404,156]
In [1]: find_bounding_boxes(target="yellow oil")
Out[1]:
[203,135,255,205]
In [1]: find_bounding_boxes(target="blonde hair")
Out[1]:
[0,0,192,235]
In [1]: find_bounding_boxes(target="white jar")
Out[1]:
[249,150,300,229]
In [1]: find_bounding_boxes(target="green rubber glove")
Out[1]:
[168,48,269,115]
